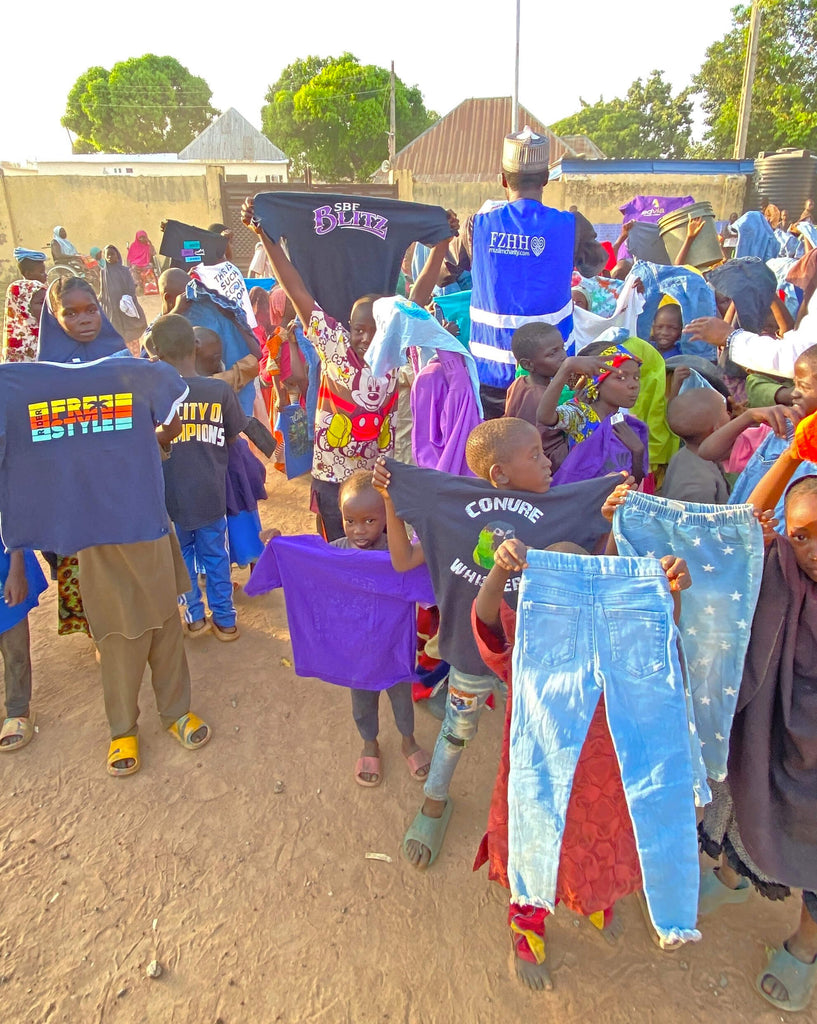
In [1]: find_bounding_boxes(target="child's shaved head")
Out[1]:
[338,468,381,507]
[511,323,562,364]
[795,343,817,376]
[667,389,728,444]
[465,418,540,480]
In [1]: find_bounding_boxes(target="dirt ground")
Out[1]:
[0,297,801,1023]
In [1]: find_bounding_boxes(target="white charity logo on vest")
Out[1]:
[487,232,547,256]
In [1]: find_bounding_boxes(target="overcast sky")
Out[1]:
[3,0,739,161]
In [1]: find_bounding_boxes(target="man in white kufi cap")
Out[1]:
[468,126,605,415]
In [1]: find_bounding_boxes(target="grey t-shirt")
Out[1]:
[661,446,729,505]
[386,460,617,676]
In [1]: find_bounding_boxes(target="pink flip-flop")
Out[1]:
[355,755,382,787]
[404,748,431,780]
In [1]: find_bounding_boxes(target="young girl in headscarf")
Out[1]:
[100,245,147,354]
[38,277,127,637]
[126,230,158,295]
[698,410,817,1013]
[51,226,77,261]
[535,340,650,487]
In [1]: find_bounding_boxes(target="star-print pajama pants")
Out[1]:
[613,491,764,782]
[508,548,701,948]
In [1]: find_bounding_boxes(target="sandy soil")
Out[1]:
[0,297,801,1022]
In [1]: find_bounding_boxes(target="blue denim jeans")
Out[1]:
[613,491,764,781]
[176,516,236,628]
[509,549,701,947]
[423,665,503,802]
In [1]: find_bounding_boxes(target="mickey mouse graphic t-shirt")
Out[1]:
[252,192,451,323]
[308,306,398,485]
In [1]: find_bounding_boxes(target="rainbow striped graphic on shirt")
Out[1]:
[28,393,133,442]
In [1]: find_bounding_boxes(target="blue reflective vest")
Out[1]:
[470,200,575,389]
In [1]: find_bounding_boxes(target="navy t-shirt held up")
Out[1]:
[252,192,452,323]
[162,376,248,531]
[0,358,187,554]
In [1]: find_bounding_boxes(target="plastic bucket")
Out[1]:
[658,202,722,269]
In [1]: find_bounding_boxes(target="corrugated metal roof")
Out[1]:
[549,158,756,179]
[179,108,288,163]
[387,97,575,181]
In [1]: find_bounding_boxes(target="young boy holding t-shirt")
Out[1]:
[152,315,247,640]
[372,418,618,869]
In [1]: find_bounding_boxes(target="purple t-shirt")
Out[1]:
[0,358,186,553]
[246,534,435,690]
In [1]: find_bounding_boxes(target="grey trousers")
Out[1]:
[351,682,414,742]
[1,618,32,719]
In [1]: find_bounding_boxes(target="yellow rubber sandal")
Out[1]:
[107,735,140,777]
[167,712,212,750]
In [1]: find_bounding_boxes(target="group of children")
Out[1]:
[2,186,817,1013]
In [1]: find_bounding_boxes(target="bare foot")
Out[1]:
[514,952,552,991]
[404,797,446,868]
[594,907,624,945]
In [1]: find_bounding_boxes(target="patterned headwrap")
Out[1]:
[584,343,640,401]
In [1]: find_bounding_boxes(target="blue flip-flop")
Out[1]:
[756,944,817,1013]
[697,868,750,919]
[402,799,454,868]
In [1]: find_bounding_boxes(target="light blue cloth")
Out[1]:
[509,548,701,947]
[410,243,462,297]
[613,491,764,782]
[678,367,719,396]
[367,295,482,414]
[183,281,256,415]
[728,424,817,531]
[774,229,799,258]
[292,324,319,442]
[13,248,45,264]
[797,221,817,249]
[631,260,717,361]
[767,257,800,316]
[735,211,780,262]
[434,290,473,346]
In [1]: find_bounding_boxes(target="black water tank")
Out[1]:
[755,149,817,217]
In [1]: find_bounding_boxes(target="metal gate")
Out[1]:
[220,180,400,274]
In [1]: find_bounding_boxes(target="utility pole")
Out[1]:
[388,61,396,163]
[733,0,762,159]
[511,0,520,132]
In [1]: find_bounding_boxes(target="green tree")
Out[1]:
[62,55,219,154]
[693,0,817,157]
[261,53,437,180]
[551,70,693,159]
